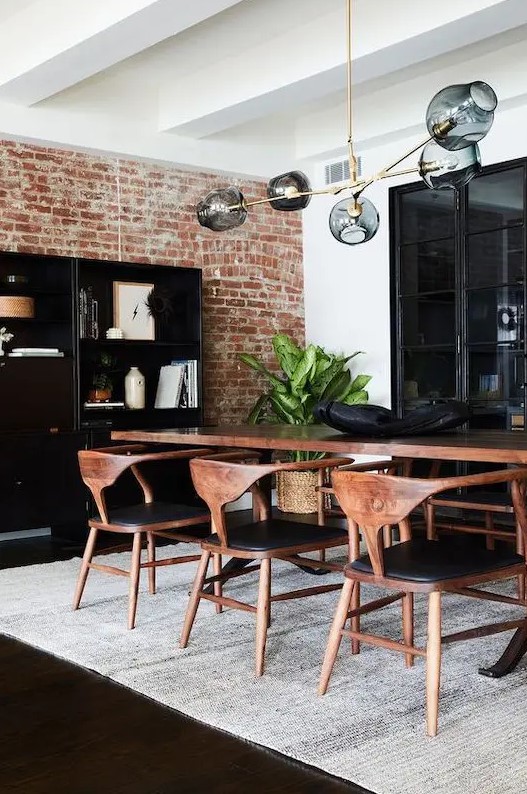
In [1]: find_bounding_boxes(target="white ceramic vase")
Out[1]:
[124,366,145,409]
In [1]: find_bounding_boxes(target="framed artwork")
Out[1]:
[113,281,155,340]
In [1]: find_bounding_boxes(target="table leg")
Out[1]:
[478,622,527,677]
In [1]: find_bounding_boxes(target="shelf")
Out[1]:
[0,317,70,324]
[0,288,70,297]
[402,345,455,351]
[79,338,199,346]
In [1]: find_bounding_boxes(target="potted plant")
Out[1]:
[240,334,371,512]
[88,350,118,402]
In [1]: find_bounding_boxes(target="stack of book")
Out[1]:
[154,359,199,409]
[9,347,64,357]
[84,400,125,410]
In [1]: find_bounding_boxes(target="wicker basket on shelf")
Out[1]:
[276,469,320,514]
[0,295,34,318]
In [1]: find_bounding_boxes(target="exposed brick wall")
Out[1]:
[0,140,305,423]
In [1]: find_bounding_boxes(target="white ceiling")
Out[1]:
[0,0,526,176]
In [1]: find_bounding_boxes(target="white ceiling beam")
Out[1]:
[159,0,527,138]
[0,0,245,106]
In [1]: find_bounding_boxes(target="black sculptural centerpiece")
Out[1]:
[314,401,471,437]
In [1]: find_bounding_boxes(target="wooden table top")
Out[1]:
[112,424,527,464]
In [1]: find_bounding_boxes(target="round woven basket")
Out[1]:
[0,295,34,318]
[276,469,319,514]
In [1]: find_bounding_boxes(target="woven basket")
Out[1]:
[276,469,319,514]
[0,295,34,318]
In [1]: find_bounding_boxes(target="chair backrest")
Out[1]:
[78,445,213,523]
[331,467,527,577]
[190,456,352,546]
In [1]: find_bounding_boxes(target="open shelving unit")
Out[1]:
[0,251,203,539]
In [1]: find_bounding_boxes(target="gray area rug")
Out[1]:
[1,546,526,794]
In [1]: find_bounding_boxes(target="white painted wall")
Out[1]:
[302,87,527,410]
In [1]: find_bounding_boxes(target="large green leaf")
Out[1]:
[349,373,372,392]
[291,345,317,394]
[269,394,299,424]
[238,353,287,393]
[246,394,270,424]
[272,334,302,378]
[342,389,369,405]
[320,370,351,401]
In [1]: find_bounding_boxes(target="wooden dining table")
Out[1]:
[112,423,527,678]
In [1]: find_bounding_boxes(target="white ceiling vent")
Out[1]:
[324,156,361,185]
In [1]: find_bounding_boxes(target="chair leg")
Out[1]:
[213,553,223,614]
[72,527,98,610]
[382,525,392,547]
[402,592,414,668]
[348,519,361,654]
[147,532,156,595]
[180,550,211,648]
[255,558,271,677]
[426,591,442,737]
[350,582,361,654]
[516,521,525,602]
[319,578,355,695]
[128,533,143,630]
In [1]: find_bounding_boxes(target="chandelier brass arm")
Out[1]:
[195,0,498,245]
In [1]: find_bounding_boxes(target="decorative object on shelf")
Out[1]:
[2,274,28,286]
[195,0,497,246]
[88,350,117,402]
[105,327,124,340]
[125,366,146,409]
[240,334,371,512]
[0,326,14,356]
[497,304,518,341]
[0,295,34,318]
[146,285,176,325]
[113,281,155,340]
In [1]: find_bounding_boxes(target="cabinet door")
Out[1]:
[0,358,74,431]
[464,164,526,429]
[394,188,458,413]
[0,433,87,532]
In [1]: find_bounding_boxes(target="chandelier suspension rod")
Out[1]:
[346,0,358,186]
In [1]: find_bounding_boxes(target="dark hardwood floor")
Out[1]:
[0,535,369,794]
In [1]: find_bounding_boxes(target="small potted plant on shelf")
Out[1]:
[88,351,118,402]
[240,334,371,513]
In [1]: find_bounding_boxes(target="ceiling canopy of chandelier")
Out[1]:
[196,0,498,246]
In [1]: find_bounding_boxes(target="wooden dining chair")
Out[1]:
[75,444,216,629]
[180,455,352,676]
[319,467,527,736]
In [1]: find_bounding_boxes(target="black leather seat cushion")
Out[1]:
[314,400,471,437]
[349,538,523,582]
[206,519,347,552]
[94,502,209,527]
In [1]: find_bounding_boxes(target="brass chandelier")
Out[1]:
[196,0,497,246]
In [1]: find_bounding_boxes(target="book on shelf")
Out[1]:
[9,350,64,357]
[170,358,199,408]
[154,364,185,409]
[79,286,99,340]
[83,400,125,409]
[12,347,60,353]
